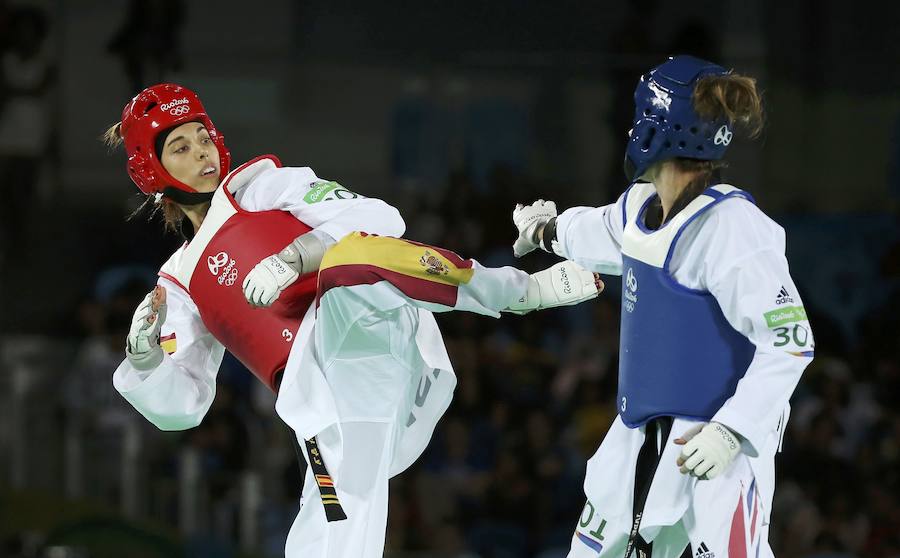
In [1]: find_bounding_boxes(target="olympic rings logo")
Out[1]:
[169,105,190,116]
[215,262,238,286]
[208,250,238,287]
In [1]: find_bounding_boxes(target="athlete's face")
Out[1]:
[159,122,221,193]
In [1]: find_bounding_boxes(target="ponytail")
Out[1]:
[101,121,124,149]
[693,73,764,138]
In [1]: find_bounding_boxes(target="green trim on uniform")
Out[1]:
[764,306,807,328]
[304,181,341,204]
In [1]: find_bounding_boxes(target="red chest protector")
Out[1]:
[160,156,317,390]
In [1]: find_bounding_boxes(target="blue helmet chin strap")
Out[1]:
[624,55,732,182]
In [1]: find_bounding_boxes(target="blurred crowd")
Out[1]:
[0,3,55,266]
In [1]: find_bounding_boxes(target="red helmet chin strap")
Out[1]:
[120,83,231,197]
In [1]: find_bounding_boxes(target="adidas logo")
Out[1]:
[695,542,715,558]
[775,286,794,305]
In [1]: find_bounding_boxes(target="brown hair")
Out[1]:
[102,121,185,233]
[693,72,764,139]
[102,122,124,149]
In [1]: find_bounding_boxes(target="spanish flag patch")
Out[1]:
[160,333,177,355]
[315,474,334,488]
[317,232,475,308]
[304,437,347,521]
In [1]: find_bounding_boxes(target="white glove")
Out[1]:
[505,260,603,315]
[242,254,299,308]
[126,286,167,371]
[243,233,327,308]
[675,422,742,480]
[512,199,557,257]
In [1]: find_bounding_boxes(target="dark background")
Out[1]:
[0,1,898,557]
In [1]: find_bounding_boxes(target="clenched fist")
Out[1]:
[126,286,167,370]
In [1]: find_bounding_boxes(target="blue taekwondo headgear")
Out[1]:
[624,55,733,182]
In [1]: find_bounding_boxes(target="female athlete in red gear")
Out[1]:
[105,83,602,558]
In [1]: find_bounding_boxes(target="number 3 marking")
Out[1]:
[774,324,808,348]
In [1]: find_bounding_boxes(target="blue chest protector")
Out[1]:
[617,184,756,428]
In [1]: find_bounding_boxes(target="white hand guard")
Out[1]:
[676,422,742,480]
[242,254,299,308]
[504,260,603,315]
[512,199,557,257]
[126,287,167,371]
[242,232,327,308]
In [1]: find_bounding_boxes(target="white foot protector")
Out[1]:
[505,260,603,315]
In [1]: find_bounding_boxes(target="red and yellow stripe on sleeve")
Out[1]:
[317,232,474,307]
[160,333,177,355]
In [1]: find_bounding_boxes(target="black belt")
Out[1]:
[303,437,348,522]
[278,372,347,522]
[624,417,673,558]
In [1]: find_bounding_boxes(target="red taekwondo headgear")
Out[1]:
[120,83,231,203]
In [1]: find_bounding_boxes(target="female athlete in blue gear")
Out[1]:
[513,55,814,558]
